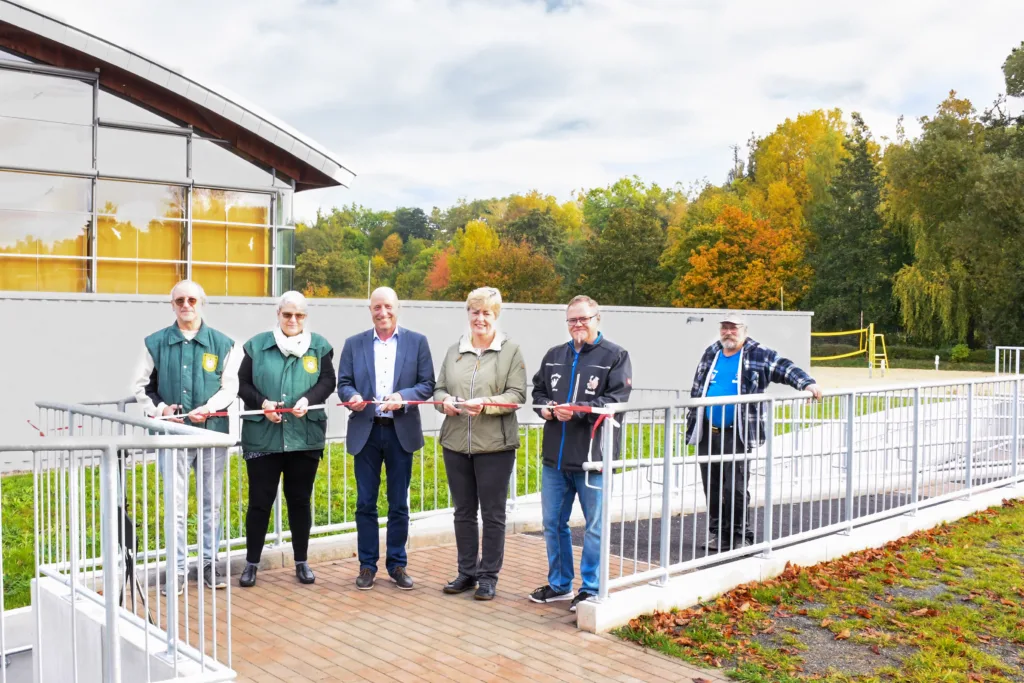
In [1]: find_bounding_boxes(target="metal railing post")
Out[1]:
[597,416,615,601]
[1013,380,1020,480]
[100,445,122,683]
[844,393,855,531]
[657,408,674,584]
[274,483,284,546]
[762,400,775,557]
[910,388,920,513]
[965,383,974,495]
[164,450,178,659]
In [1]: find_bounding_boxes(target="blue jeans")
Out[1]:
[541,465,603,595]
[354,423,413,574]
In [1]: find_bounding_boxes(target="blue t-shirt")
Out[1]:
[705,351,741,427]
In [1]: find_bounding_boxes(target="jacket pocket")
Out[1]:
[305,410,327,449]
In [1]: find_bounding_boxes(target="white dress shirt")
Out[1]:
[373,327,400,417]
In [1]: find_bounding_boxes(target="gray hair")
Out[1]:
[170,279,207,305]
[566,295,599,315]
[276,290,308,312]
[369,286,400,308]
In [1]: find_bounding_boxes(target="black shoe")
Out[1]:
[704,532,721,551]
[389,566,414,590]
[356,568,375,590]
[296,561,316,585]
[239,563,258,588]
[569,591,595,613]
[528,585,574,604]
[443,574,477,594]
[204,564,226,589]
[474,582,496,601]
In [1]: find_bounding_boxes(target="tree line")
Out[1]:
[295,42,1024,348]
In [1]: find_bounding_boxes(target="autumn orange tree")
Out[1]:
[675,206,810,309]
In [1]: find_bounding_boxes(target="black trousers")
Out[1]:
[245,451,321,563]
[697,423,752,539]
[442,448,516,585]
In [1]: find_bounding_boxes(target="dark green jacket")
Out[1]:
[240,331,333,453]
[144,322,235,434]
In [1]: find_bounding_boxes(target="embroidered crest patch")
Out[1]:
[586,375,599,391]
[303,355,318,374]
[202,353,218,372]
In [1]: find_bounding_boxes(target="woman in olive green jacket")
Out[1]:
[434,287,527,601]
[237,291,335,588]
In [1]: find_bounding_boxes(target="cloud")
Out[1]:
[20,0,1024,222]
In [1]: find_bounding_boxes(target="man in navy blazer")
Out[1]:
[337,287,435,591]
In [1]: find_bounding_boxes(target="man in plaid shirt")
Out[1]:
[685,315,821,552]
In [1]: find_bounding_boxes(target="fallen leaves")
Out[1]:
[835,629,851,641]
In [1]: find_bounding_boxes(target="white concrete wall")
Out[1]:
[32,577,213,683]
[0,292,812,468]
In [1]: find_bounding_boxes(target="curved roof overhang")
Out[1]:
[0,0,355,192]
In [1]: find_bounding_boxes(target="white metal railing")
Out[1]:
[586,375,1023,598]
[996,346,1024,375]
[78,396,548,552]
[4,402,238,683]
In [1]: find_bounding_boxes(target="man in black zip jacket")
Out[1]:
[528,295,632,613]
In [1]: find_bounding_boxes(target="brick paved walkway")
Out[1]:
[221,534,724,683]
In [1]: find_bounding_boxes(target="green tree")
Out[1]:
[499,208,565,257]
[807,113,908,331]
[392,207,433,242]
[579,205,670,306]
[1005,40,1024,98]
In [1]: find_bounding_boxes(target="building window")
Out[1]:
[0,60,298,297]
[0,170,91,292]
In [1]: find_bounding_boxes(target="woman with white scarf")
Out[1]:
[237,291,336,588]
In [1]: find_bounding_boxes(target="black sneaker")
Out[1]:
[204,564,226,589]
[569,591,595,613]
[443,574,477,594]
[474,582,496,601]
[356,568,375,590]
[704,532,720,551]
[389,566,414,590]
[528,585,574,604]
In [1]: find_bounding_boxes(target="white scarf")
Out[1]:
[273,325,311,358]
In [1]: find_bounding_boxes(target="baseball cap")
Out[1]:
[720,314,746,326]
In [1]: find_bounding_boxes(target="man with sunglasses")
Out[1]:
[132,279,241,594]
[529,295,632,614]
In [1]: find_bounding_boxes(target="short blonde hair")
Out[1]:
[466,287,502,317]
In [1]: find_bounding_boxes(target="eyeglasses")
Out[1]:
[173,297,198,307]
[566,315,597,326]
[281,312,307,321]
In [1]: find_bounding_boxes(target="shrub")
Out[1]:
[950,344,971,363]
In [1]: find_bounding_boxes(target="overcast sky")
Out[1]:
[24,0,1024,222]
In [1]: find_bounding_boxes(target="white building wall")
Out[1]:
[0,293,813,468]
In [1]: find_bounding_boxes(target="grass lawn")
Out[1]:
[615,498,1024,682]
